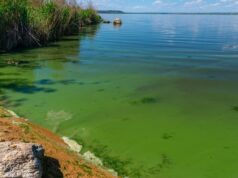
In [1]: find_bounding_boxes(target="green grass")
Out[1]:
[0,0,101,51]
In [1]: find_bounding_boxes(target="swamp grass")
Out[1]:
[0,0,101,51]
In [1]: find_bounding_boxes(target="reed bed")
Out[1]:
[0,0,101,51]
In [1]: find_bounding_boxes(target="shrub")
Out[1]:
[79,8,102,26]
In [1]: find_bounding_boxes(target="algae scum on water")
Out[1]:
[1,14,238,178]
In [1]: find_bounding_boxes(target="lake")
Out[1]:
[1,14,238,178]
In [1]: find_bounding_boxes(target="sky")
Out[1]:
[78,0,238,12]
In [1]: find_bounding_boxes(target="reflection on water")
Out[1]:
[0,25,99,91]
[1,15,238,177]
[113,23,122,29]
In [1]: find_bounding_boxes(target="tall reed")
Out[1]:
[0,0,101,51]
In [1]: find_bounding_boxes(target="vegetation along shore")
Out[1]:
[0,0,102,51]
[0,0,119,177]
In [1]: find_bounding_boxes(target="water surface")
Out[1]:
[1,14,238,178]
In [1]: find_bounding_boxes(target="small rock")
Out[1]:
[113,18,122,25]
[83,151,103,166]
[107,169,118,177]
[0,142,44,178]
[6,109,20,118]
[62,136,82,153]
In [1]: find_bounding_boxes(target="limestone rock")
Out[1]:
[62,136,82,153]
[107,169,118,177]
[83,151,103,166]
[113,18,122,25]
[0,142,44,178]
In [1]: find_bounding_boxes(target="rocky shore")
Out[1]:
[0,107,117,178]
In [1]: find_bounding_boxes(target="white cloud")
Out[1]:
[133,5,144,9]
[153,0,163,5]
[184,0,203,6]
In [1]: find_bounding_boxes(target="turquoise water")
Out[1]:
[1,14,238,177]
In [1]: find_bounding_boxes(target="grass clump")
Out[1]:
[0,0,101,51]
[19,123,30,134]
[78,8,102,26]
[12,121,31,134]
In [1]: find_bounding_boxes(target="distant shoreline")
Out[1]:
[98,10,238,15]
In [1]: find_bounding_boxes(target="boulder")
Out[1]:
[113,18,122,25]
[0,142,44,178]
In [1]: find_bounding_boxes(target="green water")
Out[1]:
[1,14,238,177]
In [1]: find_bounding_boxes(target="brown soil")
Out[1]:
[0,108,116,178]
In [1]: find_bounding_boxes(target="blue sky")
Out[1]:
[79,0,238,12]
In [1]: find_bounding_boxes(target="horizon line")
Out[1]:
[98,10,238,14]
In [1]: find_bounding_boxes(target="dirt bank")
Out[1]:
[0,108,116,178]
